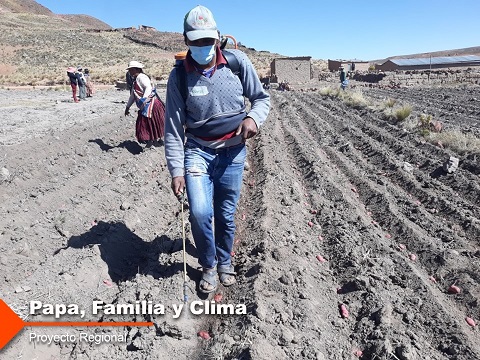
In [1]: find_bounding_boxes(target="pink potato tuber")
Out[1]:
[197,330,211,340]
[448,284,461,294]
[466,317,476,327]
[339,304,349,318]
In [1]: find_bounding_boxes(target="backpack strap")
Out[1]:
[222,50,241,77]
[175,50,241,102]
[175,61,188,102]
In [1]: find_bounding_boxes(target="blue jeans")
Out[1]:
[184,139,246,270]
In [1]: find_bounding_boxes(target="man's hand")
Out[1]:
[171,176,185,197]
[235,117,258,142]
[124,107,130,116]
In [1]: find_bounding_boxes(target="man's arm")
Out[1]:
[231,50,270,131]
[164,69,187,180]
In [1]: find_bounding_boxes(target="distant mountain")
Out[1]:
[1,0,475,86]
[0,0,111,29]
[0,0,52,15]
[56,14,112,30]
[0,0,282,86]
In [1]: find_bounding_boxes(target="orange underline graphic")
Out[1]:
[25,321,153,327]
[1,299,155,349]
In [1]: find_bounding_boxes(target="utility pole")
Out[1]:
[429,55,432,81]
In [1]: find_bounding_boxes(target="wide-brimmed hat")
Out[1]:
[67,66,76,73]
[184,5,219,41]
[126,61,144,70]
[77,66,83,71]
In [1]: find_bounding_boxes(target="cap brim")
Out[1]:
[186,29,219,41]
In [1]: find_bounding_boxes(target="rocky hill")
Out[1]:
[0,0,476,87]
[0,0,111,29]
[0,0,287,86]
[0,0,52,15]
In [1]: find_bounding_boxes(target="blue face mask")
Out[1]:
[189,45,216,65]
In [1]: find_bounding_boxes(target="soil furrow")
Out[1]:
[362,87,480,130]
[1,86,479,359]
[269,90,480,359]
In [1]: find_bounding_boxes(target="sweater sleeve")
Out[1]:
[231,50,270,129]
[164,68,187,178]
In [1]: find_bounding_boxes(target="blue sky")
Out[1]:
[36,0,480,61]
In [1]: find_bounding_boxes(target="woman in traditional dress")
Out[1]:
[66,67,79,103]
[84,68,95,97]
[124,61,165,148]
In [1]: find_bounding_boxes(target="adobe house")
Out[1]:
[328,59,370,72]
[270,57,312,84]
[377,55,480,71]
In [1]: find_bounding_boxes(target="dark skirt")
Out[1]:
[135,98,165,142]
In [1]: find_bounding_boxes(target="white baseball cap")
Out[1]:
[184,5,219,41]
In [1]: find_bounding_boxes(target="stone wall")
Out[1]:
[272,59,311,84]
[377,70,480,87]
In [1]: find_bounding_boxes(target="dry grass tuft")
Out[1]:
[394,105,412,121]
[395,112,479,154]
[344,89,369,108]
[319,86,341,97]
[426,131,480,154]
[320,86,369,108]
[384,98,397,108]
[383,104,412,122]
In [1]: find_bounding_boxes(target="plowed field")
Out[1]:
[0,85,479,360]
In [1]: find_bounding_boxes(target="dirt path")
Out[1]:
[0,86,479,359]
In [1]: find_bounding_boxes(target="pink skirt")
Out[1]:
[135,98,165,142]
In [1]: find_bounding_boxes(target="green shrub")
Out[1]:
[418,114,432,129]
[419,128,430,137]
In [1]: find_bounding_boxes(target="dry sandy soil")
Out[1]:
[0,83,479,360]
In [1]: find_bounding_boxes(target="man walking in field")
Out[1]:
[340,66,348,90]
[164,5,270,293]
